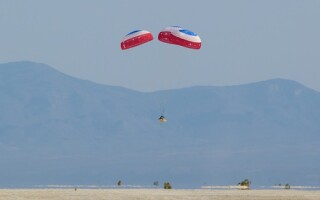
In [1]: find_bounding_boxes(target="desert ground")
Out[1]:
[0,189,320,200]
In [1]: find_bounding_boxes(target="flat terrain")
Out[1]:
[0,189,320,200]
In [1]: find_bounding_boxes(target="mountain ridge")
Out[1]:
[0,61,319,188]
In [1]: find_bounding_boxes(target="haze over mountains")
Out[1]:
[0,61,319,188]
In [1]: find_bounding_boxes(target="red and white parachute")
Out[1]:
[121,26,201,122]
[121,30,153,50]
[158,26,201,49]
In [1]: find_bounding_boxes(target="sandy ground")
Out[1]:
[0,189,320,200]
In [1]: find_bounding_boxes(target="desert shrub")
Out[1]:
[117,180,122,187]
[285,184,290,189]
[153,181,159,187]
[238,179,251,189]
[164,182,172,189]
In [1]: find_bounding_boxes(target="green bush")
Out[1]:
[285,184,290,189]
[238,179,251,189]
[164,182,172,189]
[153,181,159,187]
[117,180,122,187]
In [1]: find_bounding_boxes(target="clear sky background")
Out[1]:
[0,0,319,92]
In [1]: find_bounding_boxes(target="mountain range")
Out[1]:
[0,61,319,188]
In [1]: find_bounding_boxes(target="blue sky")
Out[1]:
[0,0,319,91]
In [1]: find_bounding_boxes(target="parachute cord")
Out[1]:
[161,107,166,116]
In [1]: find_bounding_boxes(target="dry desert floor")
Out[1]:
[1,189,320,200]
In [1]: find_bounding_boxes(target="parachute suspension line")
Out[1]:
[161,106,166,116]
[158,90,168,122]
[155,41,169,120]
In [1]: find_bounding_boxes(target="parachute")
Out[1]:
[121,30,153,50]
[158,26,201,49]
[121,26,201,122]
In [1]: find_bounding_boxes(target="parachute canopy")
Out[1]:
[158,26,201,49]
[121,30,153,50]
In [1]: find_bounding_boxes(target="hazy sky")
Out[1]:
[0,0,319,91]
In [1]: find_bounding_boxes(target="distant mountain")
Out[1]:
[1,61,320,188]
